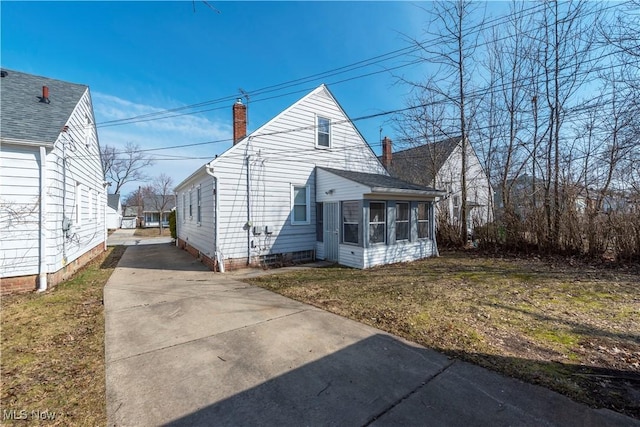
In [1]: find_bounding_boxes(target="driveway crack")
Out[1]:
[362,359,456,426]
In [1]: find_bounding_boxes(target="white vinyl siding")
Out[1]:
[174,85,387,263]
[1,88,106,278]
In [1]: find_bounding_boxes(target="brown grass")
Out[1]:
[133,227,170,237]
[247,251,640,418]
[1,246,126,426]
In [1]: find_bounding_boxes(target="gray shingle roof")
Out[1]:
[0,68,88,145]
[382,137,460,187]
[107,194,121,210]
[319,167,441,193]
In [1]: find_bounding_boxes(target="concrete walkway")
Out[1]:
[104,243,637,426]
[107,228,172,247]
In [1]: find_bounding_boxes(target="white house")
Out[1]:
[106,194,122,229]
[0,69,106,294]
[174,85,444,271]
[381,136,493,235]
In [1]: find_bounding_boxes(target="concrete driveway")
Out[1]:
[104,242,637,426]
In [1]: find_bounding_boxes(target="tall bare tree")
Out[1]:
[101,142,154,194]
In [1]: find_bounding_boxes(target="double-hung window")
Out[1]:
[189,191,193,219]
[316,116,331,148]
[369,202,386,244]
[292,185,310,224]
[418,202,430,239]
[396,202,409,241]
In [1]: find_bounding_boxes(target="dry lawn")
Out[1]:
[133,227,170,237]
[247,251,640,419]
[1,246,126,426]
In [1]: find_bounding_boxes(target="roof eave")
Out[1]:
[368,187,446,198]
[0,137,54,148]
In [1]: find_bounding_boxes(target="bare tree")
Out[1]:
[142,174,174,235]
[399,0,483,245]
[101,142,154,194]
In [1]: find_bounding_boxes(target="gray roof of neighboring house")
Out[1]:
[0,69,88,145]
[107,194,121,210]
[319,167,442,194]
[142,195,176,212]
[382,137,460,187]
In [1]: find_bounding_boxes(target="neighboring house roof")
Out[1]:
[383,137,460,187]
[319,167,444,196]
[0,68,88,146]
[107,194,121,210]
[142,195,176,212]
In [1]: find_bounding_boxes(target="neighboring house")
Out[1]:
[175,85,444,271]
[381,136,493,234]
[120,206,138,229]
[141,195,176,228]
[106,193,122,229]
[0,69,106,294]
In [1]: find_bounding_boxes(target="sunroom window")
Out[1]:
[396,202,409,241]
[342,201,359,244]
[369,202,386,244]
[418,202,430,238]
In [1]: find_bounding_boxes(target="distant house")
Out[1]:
[120,206,138,229]
[106,194,122,229]
[141,195,176,228]
[381,136,493,235]
[174,85,444,271]
[0,69,106,294]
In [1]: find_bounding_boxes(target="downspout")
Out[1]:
[205,163,224,272]
[37,146,48,292]
[432,201,439,257]
[246,155,252,265]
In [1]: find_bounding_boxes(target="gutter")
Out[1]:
[205,163,225,273]
[37,146,48,292]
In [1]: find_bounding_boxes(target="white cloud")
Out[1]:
[92,92,233,196]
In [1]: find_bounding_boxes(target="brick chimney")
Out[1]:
[382,136,392,168]
[232,99,247,145]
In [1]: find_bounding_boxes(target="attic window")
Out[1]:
[316,116,331,148]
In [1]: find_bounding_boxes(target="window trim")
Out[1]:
[342,200,360,245]
[417,202,430,239]
[182,193,187,223]
[189,191,193,219]
[315,115,331,149]
[369,201,386,245]
[395,202,410,242]
[75,182,82,226]
[291,184,310,225]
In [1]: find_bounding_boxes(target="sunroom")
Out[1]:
[315,167,445,269]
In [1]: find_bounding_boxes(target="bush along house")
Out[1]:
[174,84,444,271]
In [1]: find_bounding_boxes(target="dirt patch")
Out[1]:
[247,251,640,419]
[133,227,170,237]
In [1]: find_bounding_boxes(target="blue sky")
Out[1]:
[2,1,494,196]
